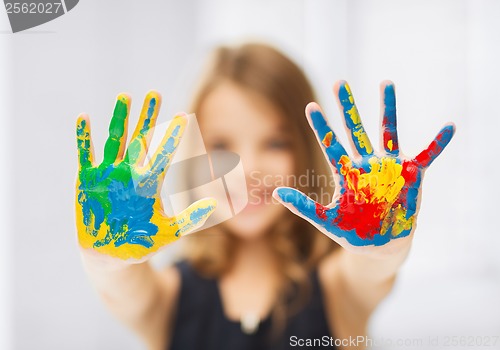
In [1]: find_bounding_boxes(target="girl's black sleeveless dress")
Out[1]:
[168,260,338,350]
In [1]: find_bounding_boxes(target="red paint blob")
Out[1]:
[334,188,387,240]
[415,140,438,168]
[315,202,328,221]
[401,160,419,184]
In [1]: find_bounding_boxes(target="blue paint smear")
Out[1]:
[440,125,454,144]
[76,119,86,136]
[189,205,214,224]
[172,204,214,237]
[140,97,156,135]
[93,179,158,248]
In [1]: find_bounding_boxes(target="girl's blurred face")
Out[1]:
[198,81,295,240]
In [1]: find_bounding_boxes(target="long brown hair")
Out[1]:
[181,42,339,334]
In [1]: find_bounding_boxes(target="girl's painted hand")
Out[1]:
[273,81,455,255]
[75,91,216,263]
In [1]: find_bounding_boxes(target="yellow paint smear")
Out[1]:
[387,139,393,151]
[322,131,333,147]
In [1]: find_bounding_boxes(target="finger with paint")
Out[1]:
[273,81,455,253]
[380,82,399,155]
[124,91,162,166]
[335,80,374,157]
[75,91,217,263]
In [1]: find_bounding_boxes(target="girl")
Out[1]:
[75,43,455,350]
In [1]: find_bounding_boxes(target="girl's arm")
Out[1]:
[80,250,180,349]
[75,91,216,349]
[274,80,455,348]
[319,244,410,346]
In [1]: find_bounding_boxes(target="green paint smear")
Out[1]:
[103,98,129,164]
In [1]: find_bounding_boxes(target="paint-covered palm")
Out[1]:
[76,91,216,262]
[273,81,455,254]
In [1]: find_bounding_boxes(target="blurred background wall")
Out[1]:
[0,0,499,349]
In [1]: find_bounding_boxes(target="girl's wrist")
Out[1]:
[79,247,133,272]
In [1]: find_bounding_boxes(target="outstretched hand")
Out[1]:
[273,81,455,255]
[75,91,216,262]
